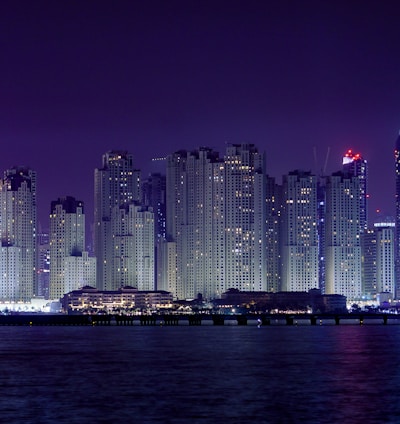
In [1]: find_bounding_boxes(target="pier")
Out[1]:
[0,312,397,326]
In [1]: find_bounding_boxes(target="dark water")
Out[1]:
[0,325,399,423]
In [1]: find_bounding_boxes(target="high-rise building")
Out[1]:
[165,144,267,300]
[111,203,155,291]
[224,144,266,293]
[166,147,222,299]
[281,171,319,292]
[325,172,362,300]
[265,176,281,292]
[374,222,395,297]
[0,167,37,301]
[94,151,141,290]
[361,229,377,299]
[156,240,177,295]
[142,173,166,242]
[342,149,368,230]
[317,178,327,293]
[37,230,50,299]
[49,196,95,299]
[142,173,166,290]
[394,133,400,297]
[361,221,395,300]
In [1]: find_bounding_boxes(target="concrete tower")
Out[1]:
[166,144,267,300]
[264,176,281,292]
[166,147,223,299]
[394,133,400,298]
[94,151,141,290]
[111,203,155,291]
[281,171,319,292]
[342,149,368,230]
[224,144,266,293]
[0,167,37,301]
[49,196,95,299]
[325,172,362,300]
[374,222,395,297]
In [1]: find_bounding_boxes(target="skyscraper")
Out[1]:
[374,222,395,297]
[361,221,395,301]
[49,196,95,299]
[111,203,155,291]
[166,144,267,300]
[317,178,327,293]
[265,175,281,292]
[142,173,166,289]
[281,171,319,292]
[166,147,222,299]
[0,167,37,301]
[325,172,362,300]
[224,144,266,293]
[37,230,50,299]
[94,151,141,290]
[142,173,166,242]
[394,133,400,297]
[342,149,368,230]
[361,229,377,299]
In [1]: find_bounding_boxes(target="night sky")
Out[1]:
[1,0,400,229]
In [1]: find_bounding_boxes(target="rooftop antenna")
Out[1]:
[313,146,318,175]
[323,147,330,176]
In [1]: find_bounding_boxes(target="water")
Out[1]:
[1,325,400,423]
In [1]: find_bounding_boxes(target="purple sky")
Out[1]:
[1,0,400,228]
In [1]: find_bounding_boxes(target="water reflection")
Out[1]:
[0,326,400,423]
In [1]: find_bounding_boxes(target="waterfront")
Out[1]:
[1,325,399,423]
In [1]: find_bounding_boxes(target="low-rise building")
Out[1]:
[61,286,173,313]
[216,288,347,313]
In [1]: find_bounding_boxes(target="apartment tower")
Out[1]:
[94,151,141,290]
[49,196,95,299]
[325,172,362,300]
[166,144,267,300]
[0,167,37,301]
[281,171,319,291]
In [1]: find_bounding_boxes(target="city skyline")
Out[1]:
[0,142,395,304]
[1,1,400,226]
[0,142,395,231]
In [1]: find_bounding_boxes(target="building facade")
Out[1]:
[361,228,377,299]
[49,196,95,300]
[0,167,37,301]
[111,203,155,291]
[342,149,368,230]
[281,171,319,292]
[264,176,281,292]
[374,222,395,297]
[61,286,173,312]
[165,144,267,300]
[94,151,141,290]
[325,172,362,300]
[394,133,400,298]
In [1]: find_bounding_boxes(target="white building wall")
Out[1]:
[325,174,362,300]
[49,199,85,300]
[0,169,36,301]
[281,172,319,292]
[376,226,395,296]
[94,151,140,291]
[0,246,21,301]
[133,207,155,291]
[111,204,155,291]
[64,252,96,294]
